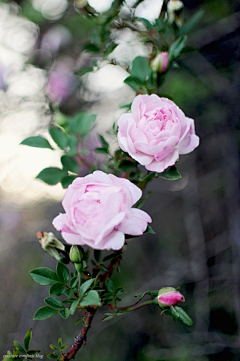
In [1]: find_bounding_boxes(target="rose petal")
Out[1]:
[117,208,152,236]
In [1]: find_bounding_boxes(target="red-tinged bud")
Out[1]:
[151,52,169,73]
[157,287,184,307]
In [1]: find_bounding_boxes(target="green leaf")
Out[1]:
[59,308,71,319]
[68,112,96,137]
[58,338,62,348]
[79,290,101,307]
[180,10,204,35]
[30,267,58,285]
[36,167,67,185]
[61,175,77,189]
[64,289,74,298]
[20,136,53,150]
[174,306,193,326]
[67,135,77,156]
[70,299,80,315]
[33,306,58,320]
[44,297,65,309]
[49,283,67,296]
[116,287,125,295]
[27,350,41,355]
[13,341,26,353]
[105,278,114,293]
[61,155,78,174]
[131,56,150,82]
[99,134,109,150]
[79,279,94,299]
[50,345,58,351]
[159,166,181,180]
[168,35,188,62]
[118,159,136,171]
[94,147,109,154]
[84,43,100,53]
[102,251,122,263]
[46,353,59,359]
[49,126,68,150]
[24,328,32,352]
[70,276,78,288]
[94,250,102,263]
[76,67,93,75]
[56,262,70,284]
[124,76,143,91]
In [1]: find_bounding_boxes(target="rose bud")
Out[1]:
[36,231,65,261]
[151,52,168,74]
[69,245,84,264]
[157,287,184,307]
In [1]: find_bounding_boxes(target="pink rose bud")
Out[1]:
[117,94,199,173]
[151,52,168,73]
[52,171,152,250]
[157,287,184,307]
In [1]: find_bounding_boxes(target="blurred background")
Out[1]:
[0,0,240,360]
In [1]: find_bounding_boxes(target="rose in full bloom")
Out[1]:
[117,94,199,173]
[157,287,184,307]
[52,171,151,250]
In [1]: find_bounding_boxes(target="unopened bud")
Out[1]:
[69,245,84,264]
[151,52,168,73]
[37,232,65,261]
[157,287,184,307]
[167,0,184,27]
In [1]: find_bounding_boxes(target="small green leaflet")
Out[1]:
[20,136,53,150]
[33,306,58,320]
[30,267,58,285]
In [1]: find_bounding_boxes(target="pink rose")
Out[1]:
[52,171,151,250]
[158,288,184,307]
[151,52,169,73]
[117,94,199,173]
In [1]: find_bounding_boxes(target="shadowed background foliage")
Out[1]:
[0,0,240,360]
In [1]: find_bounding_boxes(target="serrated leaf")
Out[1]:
[79,279,94,299]
[24,328,32,352]
[59,308,71,319]
[30,268,58,285]
[105,278,114,293]
[159,166,181,180]
[61,156,78,174]
[49,126,68,150]
[70,276,78,288]
[36,167,67,185]
[168,36,187,62]
[124,76,143,91]
[68,112,96,137]
[33,306,58,320]
[46,353,59,359]
[131,56,150,82]
[13,341,26,354]
[27,350,41,355]
[64,289,74,298]
[44,297,65,309]
[20,136,53,150]
[49,283,67,296]
[99,135,109,150]
[79,290,101,307]
[94,147,109,154]
[56,262,70,284]
[118,159,136,171]
[70,299,80,315]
